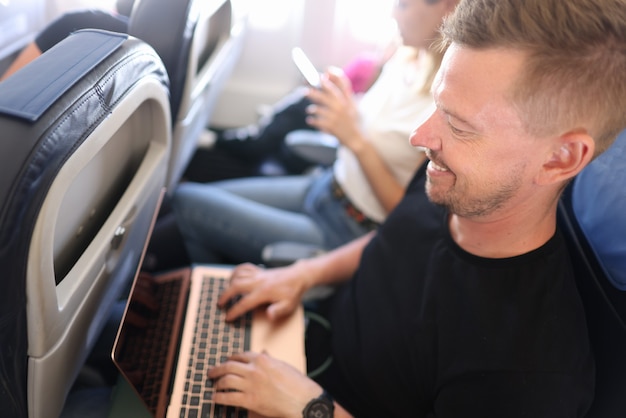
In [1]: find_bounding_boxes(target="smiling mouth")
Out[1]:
[425,150,450,172]
[429,160,449,172]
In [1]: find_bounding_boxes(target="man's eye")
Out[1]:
[449,123,464,135]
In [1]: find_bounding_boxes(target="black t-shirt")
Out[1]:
[321,165,594,417]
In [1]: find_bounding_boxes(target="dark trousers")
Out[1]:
[185,92,318,182]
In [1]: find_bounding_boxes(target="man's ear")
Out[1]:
[537,129,595,185]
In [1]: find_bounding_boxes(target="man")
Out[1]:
[206,0,626,416]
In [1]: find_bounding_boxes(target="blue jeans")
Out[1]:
[172,170,370,264]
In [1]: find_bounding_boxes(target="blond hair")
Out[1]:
[439,0,626,155]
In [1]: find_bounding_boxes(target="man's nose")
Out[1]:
[410,109,440,151]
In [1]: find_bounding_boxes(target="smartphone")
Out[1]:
[291,47,321,88]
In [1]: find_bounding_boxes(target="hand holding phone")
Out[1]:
[291,47,321,88]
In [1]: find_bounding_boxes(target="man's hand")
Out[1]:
[217,262,315,322]
[217,233,372,322]
[208,351,323,418]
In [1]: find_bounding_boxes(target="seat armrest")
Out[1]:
[261,241,326,267]
[284,130,339,166]
[262,241,335,301]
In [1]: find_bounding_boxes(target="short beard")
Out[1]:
[425,174,522,218]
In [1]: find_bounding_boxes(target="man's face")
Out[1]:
[410,44,549,219]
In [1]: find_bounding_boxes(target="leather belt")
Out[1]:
[330,177,379,231]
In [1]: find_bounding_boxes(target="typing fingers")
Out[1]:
[217,263,262,307]
[208,353,253,380]
[222,292,265,322]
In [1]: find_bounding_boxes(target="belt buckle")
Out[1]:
[331,178,344,199]
[332,177,378,231]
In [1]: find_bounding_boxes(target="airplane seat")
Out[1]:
[128,0,247,191]
[0,29,171,418]
[116,0,136,18]
[557,130,626,417]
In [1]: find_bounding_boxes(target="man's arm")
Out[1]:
[299,230,375,288]
[219,232,376,321]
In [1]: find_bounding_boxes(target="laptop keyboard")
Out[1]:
[114,271,189,416]
[177,275,252,418]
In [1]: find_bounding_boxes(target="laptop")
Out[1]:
[111,239,306,418]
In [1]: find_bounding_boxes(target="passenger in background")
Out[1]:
[188,42,398,181]
[172,0,460,265]
[0,0,134,81]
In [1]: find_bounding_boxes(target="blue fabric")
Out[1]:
[0,29,127,122]
[573,131,626,290]
[172,170,371,264]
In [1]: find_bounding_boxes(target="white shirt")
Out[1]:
[333,47,435,223]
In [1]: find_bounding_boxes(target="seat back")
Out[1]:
[557,131,626,417]
[0,30,171,418]
[128,0,247,190]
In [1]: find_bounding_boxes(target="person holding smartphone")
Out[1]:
[172,0,460,265]
[187,40,399,181]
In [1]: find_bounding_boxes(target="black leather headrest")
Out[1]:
[0,30,169,243]
[0,31,127,122]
